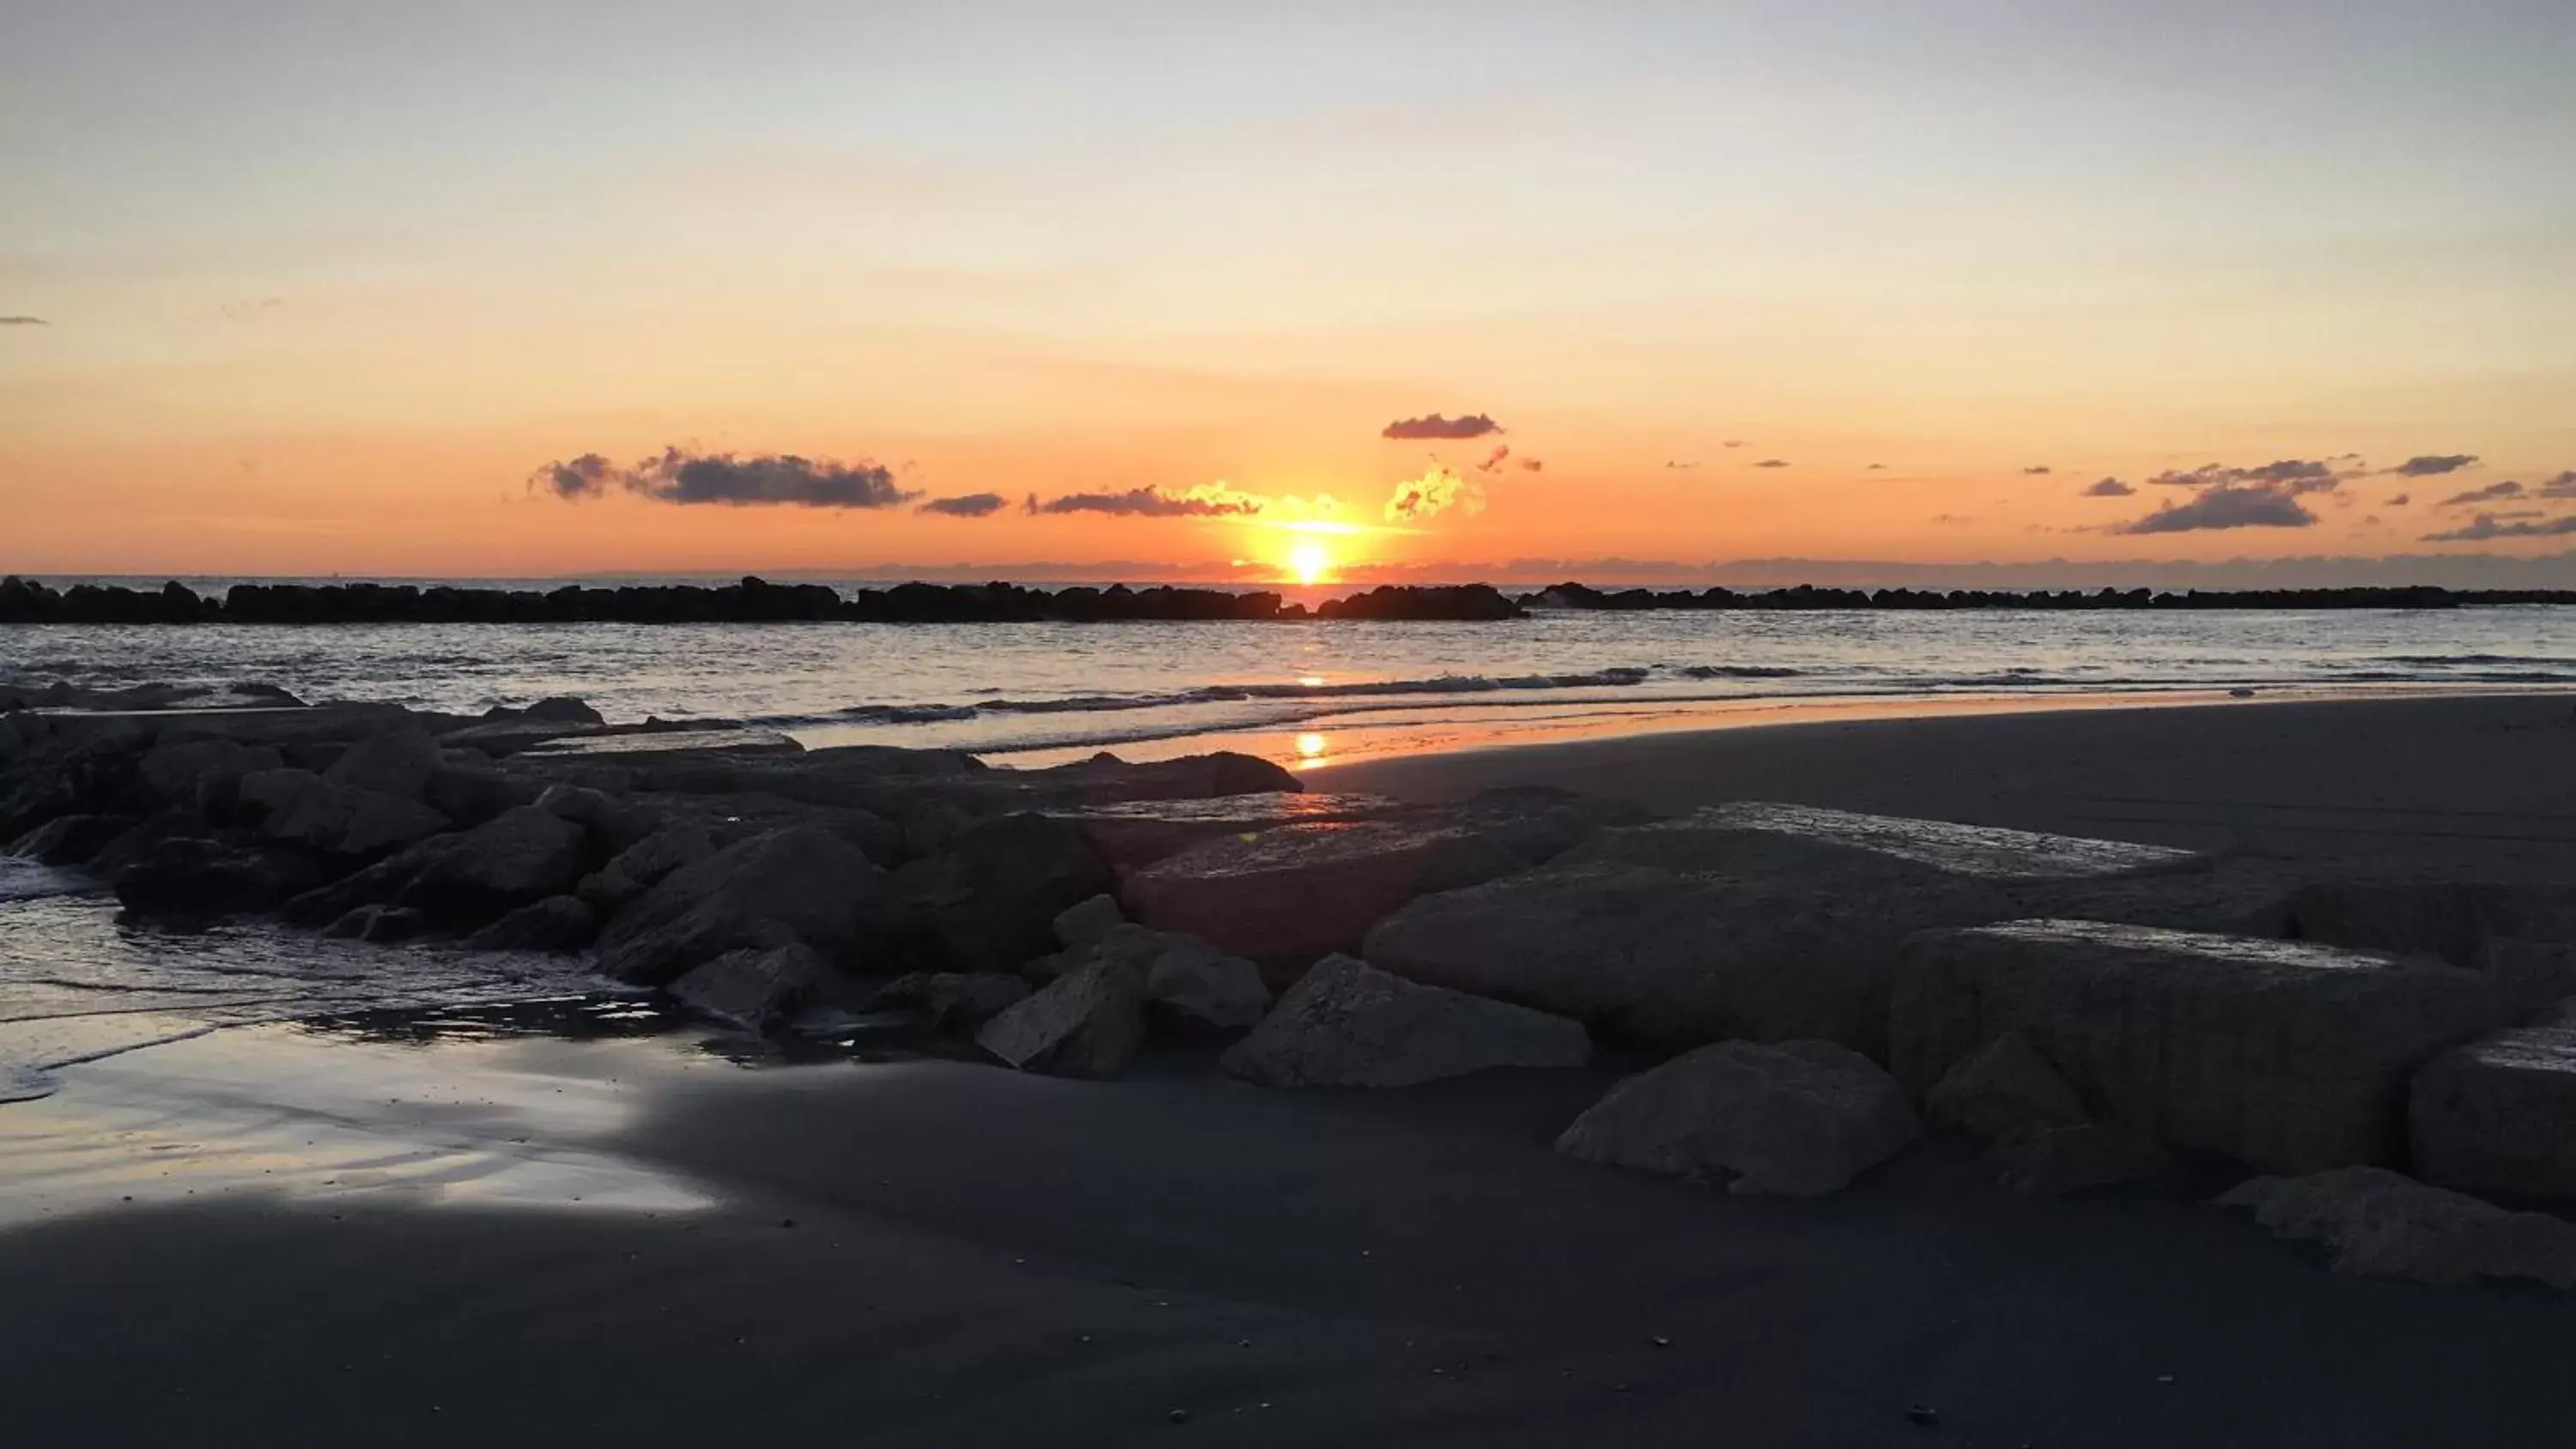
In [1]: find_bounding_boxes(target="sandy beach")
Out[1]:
[6,691,2576,1446]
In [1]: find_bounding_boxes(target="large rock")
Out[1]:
[2218,1167,2576,1288]
[392,804,589,925]
[1923,1031,2087,1141]
[137,737,283,809]
[1364,803,2211,1056]
[595,825,883,984]
[323,727,442,801]
[1219,953,1591,1088]
[1053,791,1408,872]
[1128,793,1628,975]
[324,904,430,944]
[1145,935,1271,1030]
[422,759,538,828]
[1893,920,2499,1173]
[577,825,718,913]
[1050,893,1127,949]
[8,813,134,866]
[464,894,598,952]
[975,955,1150,1078]
[669,943,826,1032]
[2287,881,2576,1020]
[1556,1039,1919,1197]
[877,813,1115,973]
[109,837,325,918]
[872,972,1032,1032]
[2409,1022,2576,1203]
[239,768,450,858]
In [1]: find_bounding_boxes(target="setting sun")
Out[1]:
[1289,541,1332,585]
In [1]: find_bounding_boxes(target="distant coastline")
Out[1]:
[8,573,2576,626]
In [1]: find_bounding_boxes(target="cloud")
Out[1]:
[916,492,1006,518]
[529,446,919,507]
[2146,458,2342,494]
[1519,458,1545,473]
[1722,440,1746,449]
[2386,454,2479,476]
[1384,466,1485,524]
[1753,458,1790,469]
[1664,460,1698,470]
[2421,512,2576,543]
[2537,472,2576,499]
[1930,513,1975,525]
[2436,480,2524,509]
[1382,412,1501,440]
[1867,463,1886,470]
[2388,493,2411,506]
[221,296,287,321]
[2083,477,2136,497]
[1028,482,1267,517]
[0,315,47,325]
[1474,445,1513,474]
[2022,465,2053,476]
[2115,483,2322,534]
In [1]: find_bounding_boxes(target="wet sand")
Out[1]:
[9,692,2576,1446]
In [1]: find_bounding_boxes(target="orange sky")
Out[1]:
[5,5,2573,581]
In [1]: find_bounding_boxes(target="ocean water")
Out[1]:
[8,600,2576,767]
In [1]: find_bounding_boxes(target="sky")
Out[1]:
[4,1,2574,583]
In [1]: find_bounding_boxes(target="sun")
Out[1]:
[1288,540,1332,585]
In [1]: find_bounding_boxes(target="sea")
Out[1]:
[9,578,2576,1103]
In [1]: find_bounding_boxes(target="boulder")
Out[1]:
[1923,1031,2087,1141]
[322,727,442,801]
[1554,1040,1920,1197]
[595,825,884,984]
[1572,801,2208,882]
[109,837,325,918]
[1051,893,1127,949]
[464,894,598,952]
[669,943,825,1032]
[872,971,1031,1032]
[975,955,1151,1079]
[1220,953,1591,1088]
[1893,920,2499,1173]
[536,783,657,852]
[2218,1167,2576,1288]
[577,825,718,912]
[1052,791,1408,872]
[422,761,538,828]
[1988,1122,2181,1197]
[392,804,589,925]
[1146,935,1271,1030]
[238,768,450,858]
[8,813,134,867]
[323,904,430,943]
[2409,1022,2576,1203]
[2287,881,2576,1020]
[521,696,604,725]
[1128,794,1623,976]
[137,737,283,809]
[877,813,1115,973]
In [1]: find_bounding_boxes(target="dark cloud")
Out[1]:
[1930,513,1975,525]
[1519,458,1545,473]
[916,492,1007,518]
[1867,463,1885,470]
[2146,459,2342,494]
[529,446,918,508]
[0,315,47,325]
[2436,480,2524,509]
[1027,483,1265,518]
[2386,453,2479,476]
[1722,440,1746,449]
[2083,477,2136,497]
[2388,493,2411,506]
[2421,512,2576,543]
[2021,465,2052,476]
[1382,412,1501,440]
[1664,460,1698,470]
[1474,445,1513,474]
[1753,458,1790,469]
[2114,483,2321,534]
[2537,472,2576,499]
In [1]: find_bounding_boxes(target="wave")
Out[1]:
[747,667,1668,731]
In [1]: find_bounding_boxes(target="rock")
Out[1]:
[872,971,1030,1031]
[595,825,884,984]
[1893,920,2498,1173]
[137,737,283,808]
[1988,1122,2181,1197]
[521,696,604,725]
[464,894,598,952]
[1220,954,1591,1088]
[1923,1032,2087,1141]
[322,727,442,802]
[276,834,459,925]
[577,826,718,912]
[1554,1040,1920,1197]
[323,904,430,943]
[422,761,538,828]
[392,804,589,925]
[2409,1022,2576,1203]
[536,783,656,852]
[670,943,826,1032]
[238,768,450,858]
[1574,801,2208,882]
[2287,881,2576,1020]
[1052,791,1407,872]
[0,714,21,764]
[1146,936,1271,1030]
[109,837,325,918]
[8,813,134,866]
[1128,795,1620,976]
[2218,1167,2576,1288]
[1052,893,1127,949]
[975,955,1151,1078]
[878,813,1115,973]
